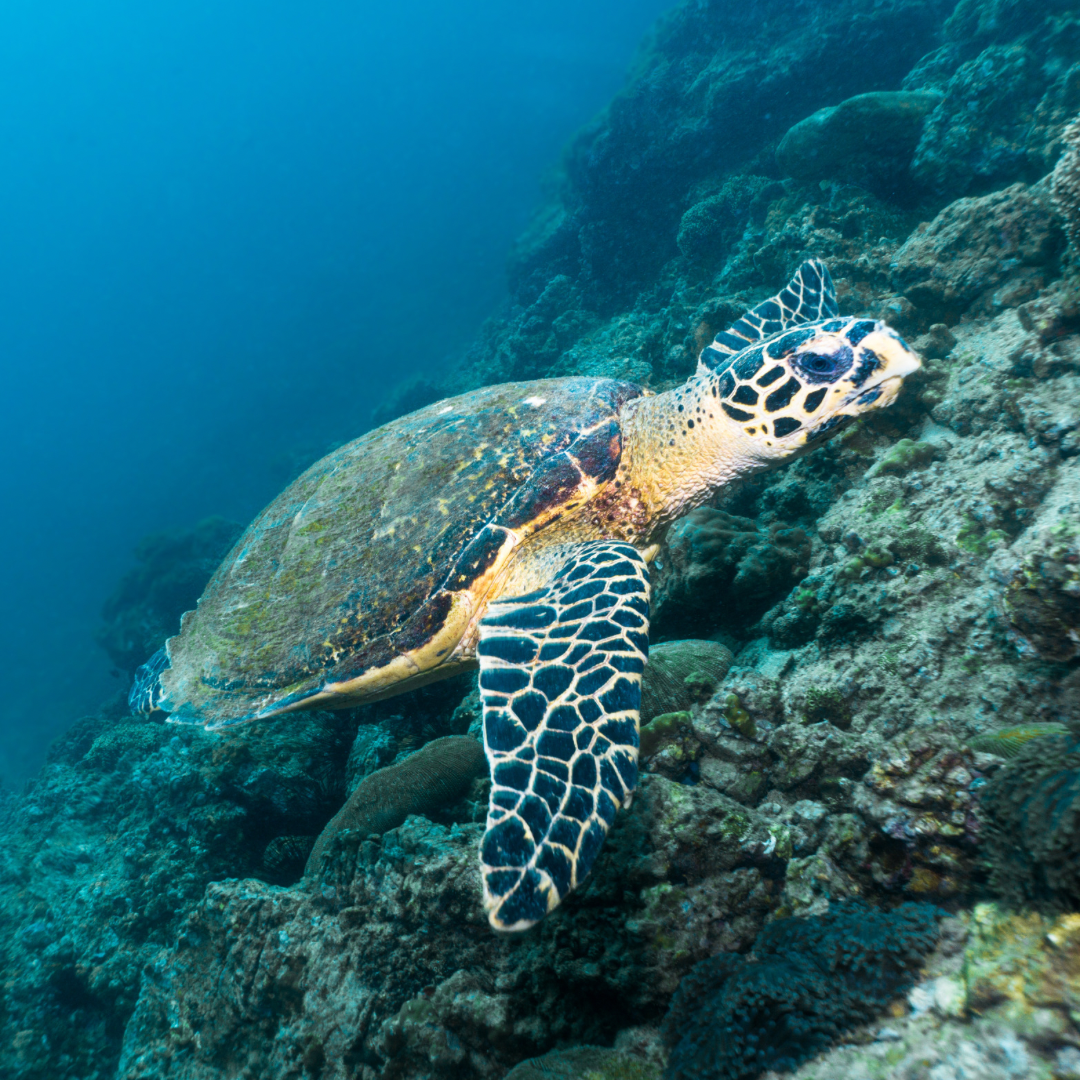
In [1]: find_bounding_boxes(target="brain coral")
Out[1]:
[661,901,940,1080]
[305,734,486,876]
[641,639,734,723]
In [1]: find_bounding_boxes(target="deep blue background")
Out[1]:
[0,0,672,782]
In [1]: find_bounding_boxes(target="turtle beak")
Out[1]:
[844,324,921,409]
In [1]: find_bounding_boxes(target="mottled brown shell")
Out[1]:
[158,377,642,727]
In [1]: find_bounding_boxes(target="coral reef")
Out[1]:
[106,772,787,1080]
[890,182,1062,322]
[661,901,940,1080]
[0,704,355,1079]
[769,901,1080,1080]
[508,0,948,312]
[908,0,1080,195]
[305,735,486,876]
[5,0,1080,1077]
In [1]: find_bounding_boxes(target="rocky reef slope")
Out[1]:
[3,0,1080,1077]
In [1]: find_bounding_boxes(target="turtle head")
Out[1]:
[712,317,921,463]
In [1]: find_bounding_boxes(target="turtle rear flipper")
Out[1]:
[129,647,170,715]
[698,258,839,373]
[477,540,649,932]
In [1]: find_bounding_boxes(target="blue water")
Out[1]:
[0,0,671,783]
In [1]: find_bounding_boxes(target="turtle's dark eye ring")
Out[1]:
[794,344,854,384]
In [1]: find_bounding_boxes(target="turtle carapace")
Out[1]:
[131,260,921,932]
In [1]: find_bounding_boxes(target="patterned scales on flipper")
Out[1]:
[129,648,170,716]
[477,541,650,932]
[697,259,839,374]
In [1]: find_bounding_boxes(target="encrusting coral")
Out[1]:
[305,734,486,876]
[661,901,940,1080]
[505,1046,660,1080]
[967,721,1068,758]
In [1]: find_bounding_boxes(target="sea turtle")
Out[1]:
[132,260,920,931]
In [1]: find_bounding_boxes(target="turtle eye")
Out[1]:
[794,344,853,384]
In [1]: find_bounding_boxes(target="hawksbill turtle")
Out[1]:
[132,260,920,931]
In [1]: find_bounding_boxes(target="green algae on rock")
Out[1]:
[639,711,694,760]
[867,437,942,477]
[305,735,486,877]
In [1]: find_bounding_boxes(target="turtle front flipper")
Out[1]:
[477,540,649,932]
[698,258,839,373]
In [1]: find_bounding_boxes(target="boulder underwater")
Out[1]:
[776,90,942,185]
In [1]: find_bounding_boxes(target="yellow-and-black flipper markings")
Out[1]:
[698,258,839,373]
[477,541,649,931]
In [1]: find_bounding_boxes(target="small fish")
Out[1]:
[968,723,1069,759]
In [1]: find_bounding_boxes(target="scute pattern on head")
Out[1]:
[707,317,916,449]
